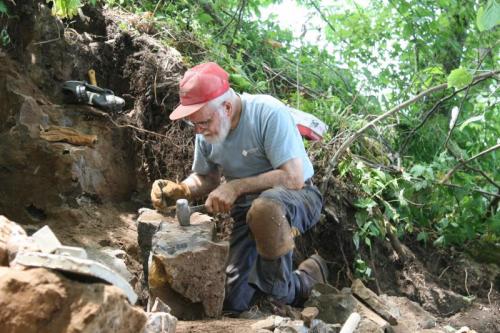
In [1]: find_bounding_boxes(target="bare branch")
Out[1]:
[308,0,336,33]
[215,0,246,37]
[445,147,500,190]
[465,165,500,190]
[399,74,493,154]
[440,143,500,183]
[231,0,248,41]
[436,182,500,198]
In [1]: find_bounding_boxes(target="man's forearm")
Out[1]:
[230,157,305,197]
[182,172,220,198]
[230,169,303,197]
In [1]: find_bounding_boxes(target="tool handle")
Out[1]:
[88,69,97,86]
[190,204,206,214]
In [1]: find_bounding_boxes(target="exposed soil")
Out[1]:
[0,2,498,332]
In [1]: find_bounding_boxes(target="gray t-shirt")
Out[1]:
[192,93,314,181]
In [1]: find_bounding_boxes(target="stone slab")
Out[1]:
[13,251,137,304]
[352,279,398,325]
[86,247,133,283]
[54,245,88,259]
[355,298,392,332]
[31,225,61,253]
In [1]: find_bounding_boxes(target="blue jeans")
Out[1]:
[223,182,323,313]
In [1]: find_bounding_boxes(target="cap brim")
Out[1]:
[169,101,208,120]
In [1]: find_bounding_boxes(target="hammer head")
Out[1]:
[176,199,191,226]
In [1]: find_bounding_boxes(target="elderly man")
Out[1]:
[151,62,328,313]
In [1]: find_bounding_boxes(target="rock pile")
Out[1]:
[0,215,178,333]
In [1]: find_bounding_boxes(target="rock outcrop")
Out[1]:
[0,267,147,333]
[0,3,187,226]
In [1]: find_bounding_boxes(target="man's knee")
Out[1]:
[246,198,294,260]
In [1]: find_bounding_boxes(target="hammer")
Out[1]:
[175,199,207,226]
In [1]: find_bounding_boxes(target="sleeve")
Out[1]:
[191,135,218,175]
[262,106,304,169]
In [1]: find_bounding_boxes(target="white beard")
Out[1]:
[204,109,231,144]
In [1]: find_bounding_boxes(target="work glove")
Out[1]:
[150,179,191,211]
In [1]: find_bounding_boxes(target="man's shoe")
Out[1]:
[294,254,329,306]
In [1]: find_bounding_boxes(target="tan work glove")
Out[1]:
[151,179,191,211]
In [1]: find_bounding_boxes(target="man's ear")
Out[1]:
[223,101,232,117]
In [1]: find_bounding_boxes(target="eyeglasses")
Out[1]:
[183,111,215,129]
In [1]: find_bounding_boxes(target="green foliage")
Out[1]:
[447,68,473,89]
[51,0,81,18]
[0,1,7,14]
[354,257,372,280]
[107,0,499,261]
[0,0,8,47]
[477,0,500,32]
[0,28,9,46]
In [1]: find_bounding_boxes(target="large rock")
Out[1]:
[148,213,229,319]
[305,284,357,324]
[0,266,147,333]
[0,215,29,265]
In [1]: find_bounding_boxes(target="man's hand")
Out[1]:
[205,182,240,214]
[151,179,190,211]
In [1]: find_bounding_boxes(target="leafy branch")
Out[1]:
[398,74,492,155]
[320,69,500,194]
[443,51,491,149]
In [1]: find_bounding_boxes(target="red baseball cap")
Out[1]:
[169,62,230,120]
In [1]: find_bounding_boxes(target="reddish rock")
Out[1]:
[0,267,147,333]
[0,215,29,265]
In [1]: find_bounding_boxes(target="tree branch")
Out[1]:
[199,1,224,26]
[463,165,500,190]
[443,50,490,149]
[436,182,500,198]
[445,146,500,190]
[308,0,336,33]
[399,74,493,154]
[320,69,500,194]
[231,0,247,41]
[440,143,500,184]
